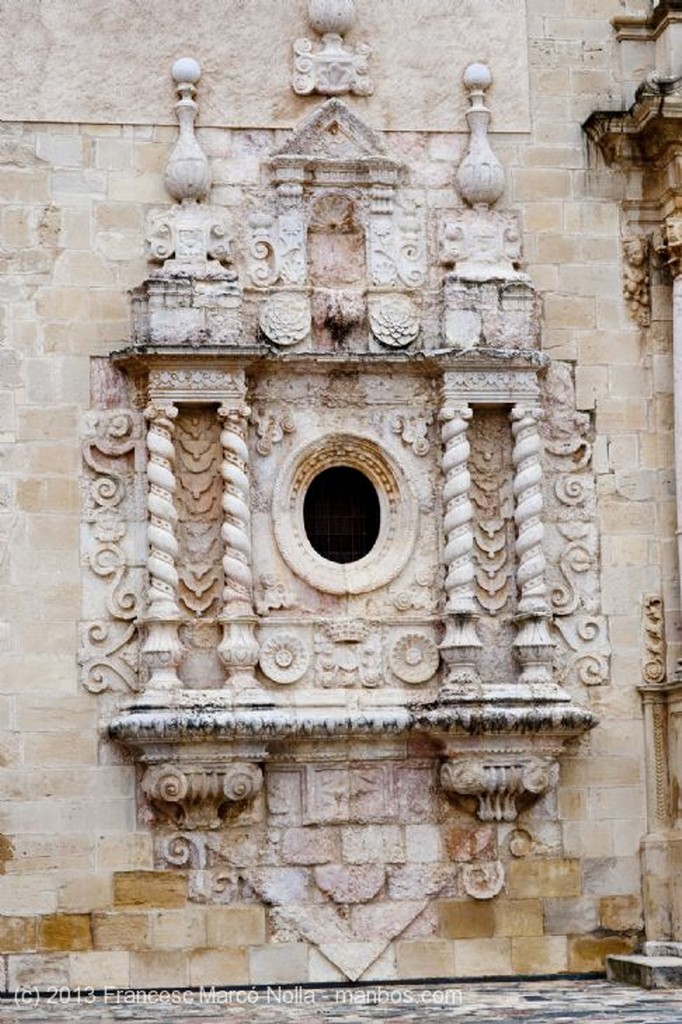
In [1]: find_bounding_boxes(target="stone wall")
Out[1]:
[0,0,668,989]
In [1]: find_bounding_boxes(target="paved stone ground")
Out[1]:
[2,980,682,1023]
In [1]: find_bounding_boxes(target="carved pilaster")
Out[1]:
[510,404,554,687]
[439,401,481,697]
[142,401,184,691]
[217,404,260,693]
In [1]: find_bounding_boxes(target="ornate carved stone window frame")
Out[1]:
[273,432,419,594]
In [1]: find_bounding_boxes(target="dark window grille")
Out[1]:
[303,466,380,564]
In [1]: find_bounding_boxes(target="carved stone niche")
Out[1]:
[245,98,426,354]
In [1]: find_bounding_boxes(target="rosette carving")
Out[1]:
[259,293,311,346]
[260,633,310,685]
[369,295,419,348]
[389,633,439,685]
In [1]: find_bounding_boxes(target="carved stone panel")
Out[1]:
[541,363,610,689]
[79,407,145,694]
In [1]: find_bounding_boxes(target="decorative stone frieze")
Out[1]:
[541,363,610,689]
[292,0,373,98]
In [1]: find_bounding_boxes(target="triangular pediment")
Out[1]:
[271,98,403,176]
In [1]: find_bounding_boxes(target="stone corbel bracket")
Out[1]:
[292,0,373,97]
[110,701,596,829]
[440,756,559,822]
[141,761,263,830]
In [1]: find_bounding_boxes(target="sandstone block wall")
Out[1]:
[0,0,668,988]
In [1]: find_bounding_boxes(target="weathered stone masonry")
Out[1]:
[0,0,676,990]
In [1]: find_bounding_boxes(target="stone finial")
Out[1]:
[456,62,505,209]
[164,57,210,203]
[292,0,372,96]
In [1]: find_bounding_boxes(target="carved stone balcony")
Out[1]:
[109,698,596,829]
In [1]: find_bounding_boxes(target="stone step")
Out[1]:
[607,954,682,989]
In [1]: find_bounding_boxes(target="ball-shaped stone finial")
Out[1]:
[307,0,356,36]
[463,62,492,93]
[171,57,202,85]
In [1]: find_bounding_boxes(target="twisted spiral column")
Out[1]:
[142,401,183,690]
[511,405,548,616]
[511,404,554,689]
[439,399,480,698]
[218,404,253,612]
[441,403,476,615]
[217,404,259,692]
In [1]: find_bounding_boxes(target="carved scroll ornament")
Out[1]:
[440,758,558,822]
[79,409,143,694]
[141,762,263,830]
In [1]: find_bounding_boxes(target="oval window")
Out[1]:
[303,466,380,564]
